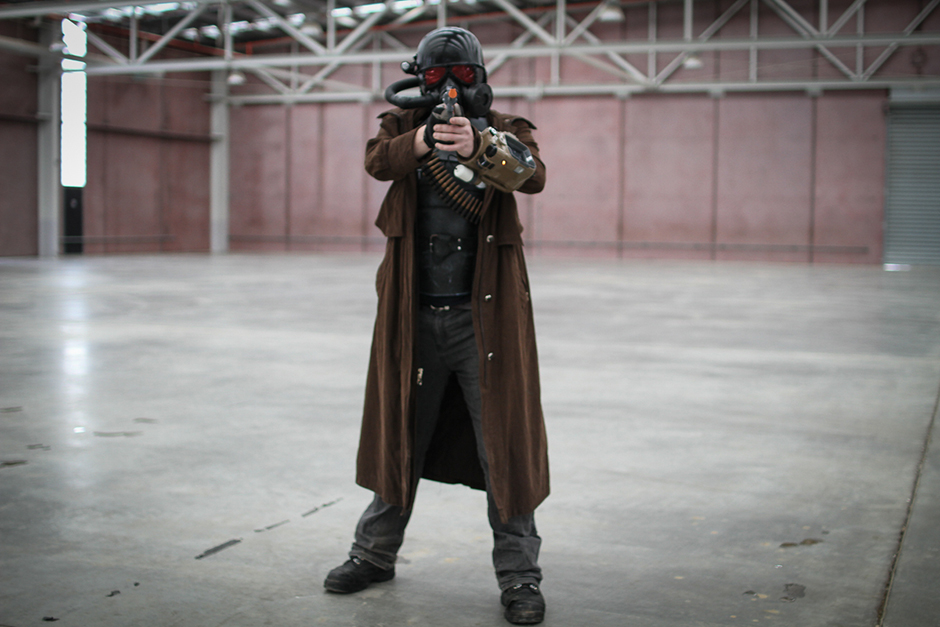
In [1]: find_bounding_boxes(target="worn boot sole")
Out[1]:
[504,606,545,625]
[324,567,395,594]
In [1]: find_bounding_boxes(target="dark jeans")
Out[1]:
[350,306,542,590]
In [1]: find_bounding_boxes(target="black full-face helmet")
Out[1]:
[413,26,488,87]
[398,27,492,118]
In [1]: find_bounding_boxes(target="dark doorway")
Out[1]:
[64,187,83,254]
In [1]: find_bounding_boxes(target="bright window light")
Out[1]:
[228,20,252,34]
[353,3,386,16]
[142,3,181,16]
[254,16,278,31]
[62,18,86,56]
[60,19,87,188]
[102,8,126,21]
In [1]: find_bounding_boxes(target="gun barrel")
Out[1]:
[442,87,458,121]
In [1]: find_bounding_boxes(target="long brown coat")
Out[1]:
[355,107,549,523]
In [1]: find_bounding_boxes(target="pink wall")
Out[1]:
[0,21,39,256]
[222,88,885,264]
[230,104,289,251]
[813,92,885,263]
[229,100,386,253]
[218,3,891,264]
[716,94,815,262]
[0,0,922,261]
[84,46,211,254]
[623,95,717,260]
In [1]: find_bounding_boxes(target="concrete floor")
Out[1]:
[1,253,938,627]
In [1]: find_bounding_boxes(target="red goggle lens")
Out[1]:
[423,67,446,86]
[451,64,476,84]
[423,65,476,86]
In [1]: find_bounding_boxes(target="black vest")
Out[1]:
[415,162,484,306]
[415,123,487,306]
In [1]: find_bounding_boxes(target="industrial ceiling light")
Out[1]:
[227,70,246,85]
[330,8,359,28]
[598,1,624,23]
[300,22,322,36]
[682,54,703,70]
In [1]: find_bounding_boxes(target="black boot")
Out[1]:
[501,583,545,625]
[324,556,395,594]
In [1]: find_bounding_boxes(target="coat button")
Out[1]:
[484,294,492,302]
[487,352,494,361]
[486,234,495,243]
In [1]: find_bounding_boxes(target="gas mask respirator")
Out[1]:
[384,71,492,120]
[383,27,536,193]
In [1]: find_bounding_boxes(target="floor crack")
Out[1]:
[876,377,940,626]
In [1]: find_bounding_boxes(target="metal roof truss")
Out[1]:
[2,0,939,102]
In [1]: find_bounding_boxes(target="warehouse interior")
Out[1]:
[2,0,940,625]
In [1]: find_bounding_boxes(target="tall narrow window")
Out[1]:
[60,19,87,188]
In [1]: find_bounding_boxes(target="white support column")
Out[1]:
[648,1,657,79]
[210,70,230,253]
[372,37,382,96]
[553,0,565,85]
[327,0,336,51]
[129,8,138,61]
[37,23,61,258]
[856,3,864,75]
[223,0,233,61]
[749,0,758,82]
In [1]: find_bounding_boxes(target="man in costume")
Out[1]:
[324,26,550,625]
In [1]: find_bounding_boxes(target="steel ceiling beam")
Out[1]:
[653,0,749,86]
[488,0,557,46]
[1,0,938,101]
[862,0,940,80]
[134,3,208,64]
[246,0,327,54]
[221,76,940,105]
[827,0,866,36]
[0,0,219,20]
[0,32,53,56]
[73,32,940,75]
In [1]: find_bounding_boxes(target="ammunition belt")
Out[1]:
[424,155,485,224]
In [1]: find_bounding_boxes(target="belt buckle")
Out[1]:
[429,234,463,257]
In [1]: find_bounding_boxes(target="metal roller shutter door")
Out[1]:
[884,106,940,265]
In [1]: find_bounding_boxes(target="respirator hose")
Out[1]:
[384,77,437,109]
